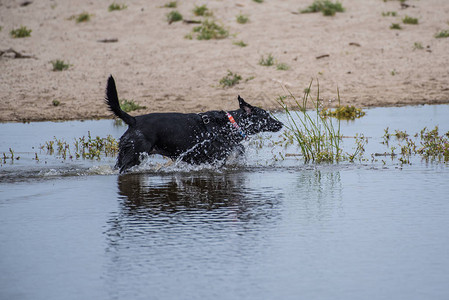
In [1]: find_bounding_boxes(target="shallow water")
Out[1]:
[1,105,449,300]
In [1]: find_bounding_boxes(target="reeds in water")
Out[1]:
[278,80,343,163]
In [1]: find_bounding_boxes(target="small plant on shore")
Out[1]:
[435,30,449,38]
[219,71,242,87]
[300,0,345,16]
[52,100,60,107]
[233,40,247,47]
[276,63,290,71]
[167,10,183,23]
[321,105,365,120]
[236,14,249,24]
[253,0,264,3]
[402,15,418,25]
[108,2,127,11]
[259,54,275,66]
[390,23,402,30]
[245,76,255,82]
[119,99,146,113]
[10,26,32,38]
[163,1,177,8]
[382,11,397,17]
[413,42,424,50]
[191,20,228,40]
[72,12,91,23]
[193,5,212,17]
[51,60,70,71]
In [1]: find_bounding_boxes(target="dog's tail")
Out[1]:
[105,75,136,127]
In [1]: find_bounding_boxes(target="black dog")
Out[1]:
[105,75,283,173]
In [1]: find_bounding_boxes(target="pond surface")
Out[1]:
[1,105,449,300]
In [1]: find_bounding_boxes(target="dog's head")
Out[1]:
[236,96,283,135]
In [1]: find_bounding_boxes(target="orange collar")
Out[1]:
[226,112,247,139]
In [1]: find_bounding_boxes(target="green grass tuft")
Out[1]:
[301,0,345,16]
[233,40,247,47]
[390,23,402,30]
[193,5,212,17]
[435,30,449,38]
[236,14,249,24]
[382,11,397,17]
[167,10,183,23]
[321,105,365,120]
[276,63,290,71]
[75,12,91,23]
[120,99,146,113]
[413,42,424,50]
[219,71,242,87]
[259,54,275,66]
[276,81,372,163]
[10,26,32,38]
[277,80,346,163]
[164,1,177,8]
[402,15,418,25]
[51,60,70,71]
[191,20,228,40]
[108,2,127,12]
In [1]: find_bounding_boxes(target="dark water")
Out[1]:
[1,105,449,300]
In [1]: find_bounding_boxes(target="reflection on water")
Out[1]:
[103,171,286,299]
[115,171,283,219]
[98,169,349,300]
[118,172,246,210]
[295,169,343,221]
[107,171,283,244]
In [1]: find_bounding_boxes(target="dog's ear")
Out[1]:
[238,95,253,114]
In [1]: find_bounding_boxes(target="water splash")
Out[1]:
[88,165,118,175]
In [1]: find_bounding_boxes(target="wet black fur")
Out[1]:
[105,75,283,173]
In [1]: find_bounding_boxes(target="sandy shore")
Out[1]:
[1,0,449,122]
